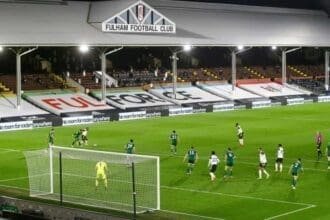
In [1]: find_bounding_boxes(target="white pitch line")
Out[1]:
[0,176,30,182]
[0,150,16,155]
[1,181,223,220]
[0,174,49,183]
[0,182,317,220]
[0,147,42,153]
[0,148,21,152]
[0,184,29,191]
[163,186,317,220]
[264,205,316,220]
[161,209,225,220]
[1,173,316,207]
[162,186,315,207]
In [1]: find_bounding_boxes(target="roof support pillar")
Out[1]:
[171,52,178,99]
[99,46,123,103]
[10,47,37,109]
[325,50,329,91]
[16,52,21,109]
[231,51,236,91]
[100,52,106,102]
[231,47,252,91]
[281,50,286,85]
[281,47,301,85]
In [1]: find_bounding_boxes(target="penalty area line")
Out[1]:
[0,184,316,220]
[162,186,315,207]
[264,204,316,220]
[0,184,29,191]
[0,174,47,183]
[161,209,225,220]
[163,186,317,220]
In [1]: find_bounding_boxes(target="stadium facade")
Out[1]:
[0,0,329,46]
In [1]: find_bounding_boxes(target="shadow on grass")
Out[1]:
[167,176,189,187]
[287,189,296,202]
[247,180,262,193]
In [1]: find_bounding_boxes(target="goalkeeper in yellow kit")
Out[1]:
[95,161,109,191]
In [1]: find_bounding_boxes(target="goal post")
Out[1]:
[24,146,160,213]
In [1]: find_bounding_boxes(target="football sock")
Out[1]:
[263,170,269,177]
[104,179,108,188]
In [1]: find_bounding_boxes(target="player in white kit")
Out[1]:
[258,148,270,179]
[275,144,284,172]
[208,151,220,181]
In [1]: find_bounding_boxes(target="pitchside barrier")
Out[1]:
[24,146,160,214]
[1,84,325,132]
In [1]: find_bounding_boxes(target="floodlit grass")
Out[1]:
[0,103,330,219]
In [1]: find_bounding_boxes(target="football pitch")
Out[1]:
[0,103,330,220]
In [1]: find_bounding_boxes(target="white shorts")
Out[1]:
[239,139,244,145]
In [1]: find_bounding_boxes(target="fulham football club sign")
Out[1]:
[102,0,176,34]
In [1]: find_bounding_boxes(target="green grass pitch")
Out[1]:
[0,103,330,220]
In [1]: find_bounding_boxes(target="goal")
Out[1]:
[24,146,160,213]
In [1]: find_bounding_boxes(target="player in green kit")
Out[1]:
[169,130,178,155]
[71,129,82,147]
[289,158,303,190]
[48,128,55,147]
[327,142,330,169]
[224,147,235,179]
[125,139,135,166]
[183,146,198,174]
[125,139,135,154]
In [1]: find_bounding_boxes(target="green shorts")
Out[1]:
[188,159,195,164]
[226,162,234,167]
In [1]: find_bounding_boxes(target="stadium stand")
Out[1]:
[69,72,103,90]
[0,95,49,119]
[0,73,67,92]
[238,81,311,98]
[64,65,325,90]
[198,82,262,100]
[149,83,227,106]
[289,77,326,94]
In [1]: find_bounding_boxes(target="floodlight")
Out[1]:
[183,44,192,52]
[271,46,277,50]
[79,44,89,53]
[0,46,3,52]
[237,45,244,50]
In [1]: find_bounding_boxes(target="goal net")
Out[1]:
[24,146,160,213]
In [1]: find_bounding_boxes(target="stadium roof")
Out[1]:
[0,0,329,47]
